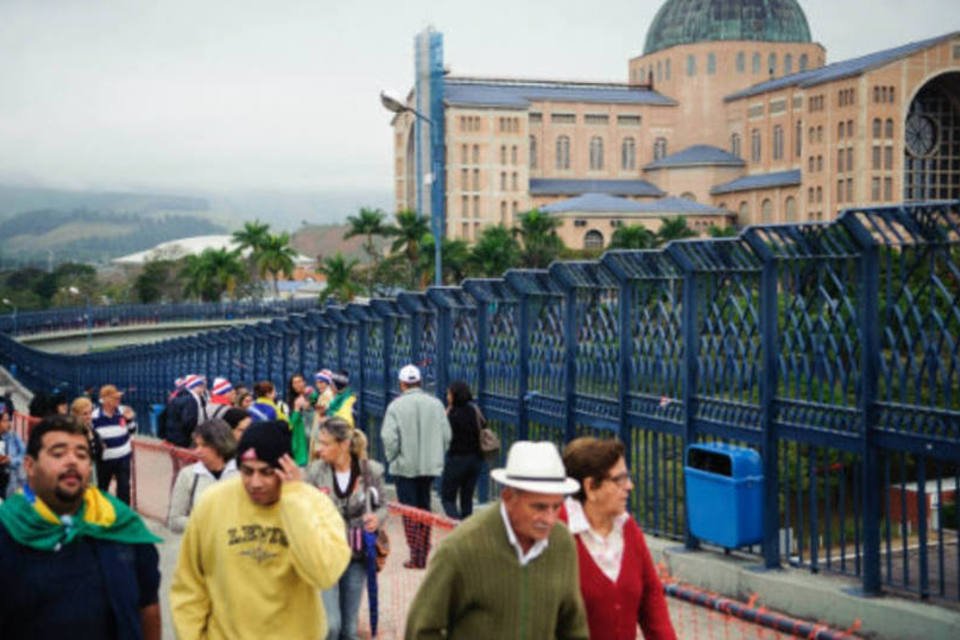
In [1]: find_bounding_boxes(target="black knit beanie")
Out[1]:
[236,420,291,468]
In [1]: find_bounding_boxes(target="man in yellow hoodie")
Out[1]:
[171,420,350,640]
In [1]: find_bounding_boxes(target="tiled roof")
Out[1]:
[710,170,801,195]
[726,32,957,101]
[443,78,676,108]
[530,178,664,197]
[645,144,745,169]
[542,193,726,215]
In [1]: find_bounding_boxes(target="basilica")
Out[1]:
[389,0,960,249]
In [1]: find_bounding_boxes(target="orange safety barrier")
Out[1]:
[12,411,38,443]
[131,436,198,523]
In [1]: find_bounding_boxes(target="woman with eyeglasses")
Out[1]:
[560,437,676,640]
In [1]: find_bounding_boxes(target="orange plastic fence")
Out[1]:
[131,437,198,523]
[12,411,38,442]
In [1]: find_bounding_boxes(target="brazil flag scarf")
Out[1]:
[0,485,161,551]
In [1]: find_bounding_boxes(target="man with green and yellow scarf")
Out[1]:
[0,415,162,640]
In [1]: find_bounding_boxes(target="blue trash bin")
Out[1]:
[149,403,166,437]
[685,442,763,548]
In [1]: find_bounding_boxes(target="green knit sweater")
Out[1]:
[405,502,589,640]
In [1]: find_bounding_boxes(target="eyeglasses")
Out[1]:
[605,471,632,487]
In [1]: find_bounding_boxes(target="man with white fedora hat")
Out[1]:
[405,440,589,639]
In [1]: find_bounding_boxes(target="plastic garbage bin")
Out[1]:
[685,442,763,548]
[149,403,166,437]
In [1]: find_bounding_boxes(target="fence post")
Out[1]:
[616,270,633,468]
[562,283,577,445]
[759,252,781,568]
[517,289,531,441]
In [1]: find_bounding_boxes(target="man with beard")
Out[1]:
[0,415,162,640]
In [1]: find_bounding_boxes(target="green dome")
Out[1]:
[644,0,812,55]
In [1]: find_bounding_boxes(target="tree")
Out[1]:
[515,209,563,268]
[384,210,430,289]
[708,224,739,238]
[344,207,389,294]
[255,233,297,298]
[610,225,657,250]
[232,220,271,295]
[180,248,247,302]
[420,236,471,285]
[656,216,697,245]
[468,225,521,277]
[134,259,180,303]
[318,252,361,303]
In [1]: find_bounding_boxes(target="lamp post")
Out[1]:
[380,90,443,287]
[1,298,16,335]
[68,286,92,353]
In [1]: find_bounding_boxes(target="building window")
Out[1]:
[500,145,507,165]
[785,196,797,221]
[656,60,663,82]
[472,145,480,163]
[784,54,793,75]
[808,126,815,144]
[751,129,762,162]
[817,186,823,203]
[731,133,741,158]
[799,53,809,71]
[462,196,469,216]
[883,177,893,201]
[817,155,823,171]
[885,118,894,138]
[472,169,479,190]
[739,201,749,220]
[773,125,784,160]
[509,172,515,191]
[768,53,777,75]
[618,115,642,125]
[838,122,845,140]
[846,147,854,172]
[884,146,893,170]
[552,113,576,124]
[687,54,696,76]
[461,168,468,189]
[473,195,479,217]
[589,137,604,170]
[529,112,543,123]
[837,148,844,171]
[529,136,538,169]
[512,201,518,216]
[847,119,854,137]
[795,120,803,157]
[736,52,745,72]
[461,144,468,164]
[707,53,716,75]
[817,125,823,142]
[500,201,507,225]
[500,172,507,190]
[585,114,609,125]
[752,52,761,73]
[761,198,773,223]
[872,177,881,200]
[846,178,853,202]
[653,137,668,161]
[511,145,518,165]
[665,58,671,79]
[556,135,570,170]
[621,137,636,170]
[872,145,881,170]
[873,118,882,138]
[808,156,815,172]
[584,229,604,250]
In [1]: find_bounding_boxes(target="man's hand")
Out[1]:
[276,454,303,483]
[362,512,379,532]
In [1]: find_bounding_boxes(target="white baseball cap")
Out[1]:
[398,364,421,384]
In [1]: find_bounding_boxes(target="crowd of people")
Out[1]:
[0,363,676,640]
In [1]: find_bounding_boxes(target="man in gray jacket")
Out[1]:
[381,363,451,568]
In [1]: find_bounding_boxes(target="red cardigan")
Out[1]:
[560,507,677,640]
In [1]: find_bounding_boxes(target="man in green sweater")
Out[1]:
[405,441,589,639]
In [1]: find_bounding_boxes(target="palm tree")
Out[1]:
[232,220,271,294]
[708,224,739,238]
[656,216,697,246]
[180,248,247,302]
[384,210,430,289]
[515,209,563,268]
[609,225,657,250]
[255,233,298,298]
[468,225,521,277]
[318,253,361,303]
[344,207,389,294]
[420,236,471,284]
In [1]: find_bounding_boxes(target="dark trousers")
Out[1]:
[98,456,131,504]
[440,453,483,519]
[395,476,434,567]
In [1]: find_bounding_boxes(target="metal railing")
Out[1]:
[1,202,958,603]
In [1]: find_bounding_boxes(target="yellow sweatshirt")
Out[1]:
[171,476,350,640]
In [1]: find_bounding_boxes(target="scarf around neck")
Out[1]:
[327,387,353,415]
[0,485,161,551]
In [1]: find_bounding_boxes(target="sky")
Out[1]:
[0,0,957,195]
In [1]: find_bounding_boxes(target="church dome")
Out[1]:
[643,0,812,55]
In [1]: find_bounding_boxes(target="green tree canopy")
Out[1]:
[656,216,697,245]
[610,224,657,250]
[180,248,247,302]
[384,210,430,289]
[255,232,297,297]
[468,225,522,277]
[515,209,563,268]
[318,252,361,303]
[344,207,389,294]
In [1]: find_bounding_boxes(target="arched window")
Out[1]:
[707,53,716,75]
[751,129,762,162]
[885,118,894,138]
[773,125,784,160]
[529,136,538,169]
[761,198,773,223]
[680,192,697,202]
[687,54,697,76]
[838,122,845,139]
[752,52,761,73]
[739,201,749,222]
[656,60,663,82]
[799,54,809,71]
[556,135,570,170]
[583,229,604,250]
[621,137,636,170]
[768,53,777,75]
[873,118,882,138]
[784,54,793,75]
[589,137,604,170]
[665,58,671,79]
[500,201,507,225]
[736,52,745,73]
[731,133,741,158]
[785,196,797,222]
[653,137,668,160]
[795,120,803,157]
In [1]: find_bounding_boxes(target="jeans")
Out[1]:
[321,559,366,640]
[97,456,131,504]
[440,453,483,519]
[395,476,434,567]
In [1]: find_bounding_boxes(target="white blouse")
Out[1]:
[564,497,629,583]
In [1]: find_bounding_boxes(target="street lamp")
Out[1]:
[1,298,16,335]
[380,90,443,287]
[68,286,92,353]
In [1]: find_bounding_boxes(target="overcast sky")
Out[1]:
[0,0,956,194]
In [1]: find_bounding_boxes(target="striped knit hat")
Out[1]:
[314,369,333,385]
[183,374,206,390]
[211,377,233,396]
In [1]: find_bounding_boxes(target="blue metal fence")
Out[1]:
[1,202,958,603]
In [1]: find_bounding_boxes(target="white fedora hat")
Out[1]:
[491,441,580,495]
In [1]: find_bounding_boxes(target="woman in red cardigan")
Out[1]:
[560,437,676,640]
